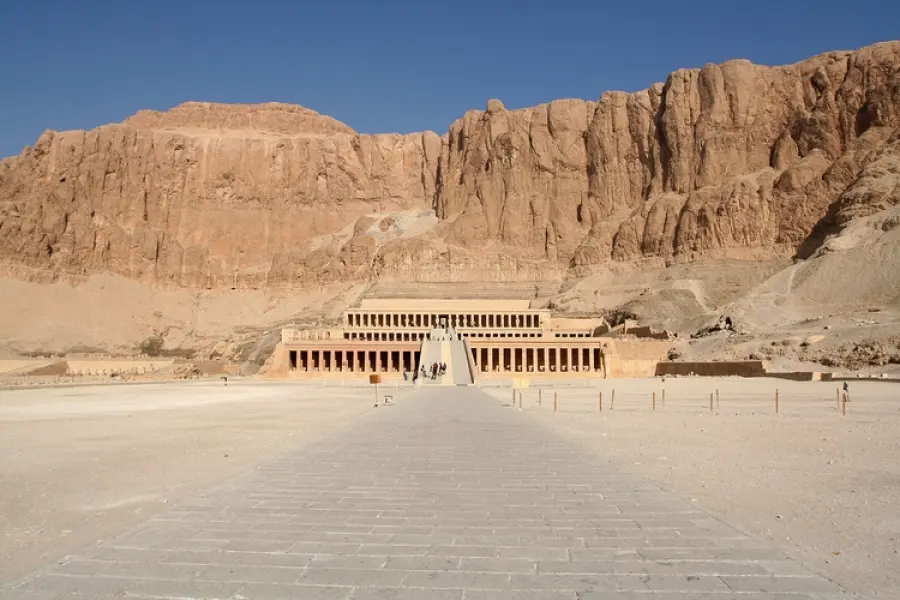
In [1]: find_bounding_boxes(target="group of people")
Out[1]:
[417,362,446,381]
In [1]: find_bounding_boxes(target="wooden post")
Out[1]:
[661,388,665,407]
[715,389,720,409]
[539,388,543,406]
[709,393,713,413]
[611,389,616,409]
[842,393,847,416]
[775,389,780,414]
[652,392,656,411]
[553,391,558,414]
[519,391,523,409]
[370,374,382,407]
[598,391,603,412]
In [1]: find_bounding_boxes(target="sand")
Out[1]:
[483,377,900,598]
[0,381,379,584]
[3,377,898,598]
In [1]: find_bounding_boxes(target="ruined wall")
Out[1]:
[604,340,672,378]
[655,360,767,377]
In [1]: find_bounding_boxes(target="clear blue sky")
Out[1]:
[1,0,897,158]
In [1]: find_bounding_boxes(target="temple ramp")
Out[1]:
[415,327,474,386]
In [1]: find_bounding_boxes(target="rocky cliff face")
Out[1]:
[1,42,899,290]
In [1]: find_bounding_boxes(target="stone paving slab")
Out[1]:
[0,387,865,599]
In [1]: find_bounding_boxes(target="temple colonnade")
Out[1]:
[285,342,605,377]
[345,312,543,330]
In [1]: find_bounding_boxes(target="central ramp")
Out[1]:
[416,326,475,385]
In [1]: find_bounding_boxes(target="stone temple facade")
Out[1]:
[268,299,670,380]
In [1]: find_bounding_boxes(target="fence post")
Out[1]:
[715,388,720,409]
[539,388,543,406]
[598,391,603,412]
[661,388,665,407]
[709,393,713,413]
[842,393,847,416]
[553,391,559,414]
[775,389,780,414]
[611,389,615,409]
[652,392,656,411]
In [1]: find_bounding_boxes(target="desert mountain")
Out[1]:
[0,41,898,359]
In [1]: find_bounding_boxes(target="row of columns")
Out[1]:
[346,312,541,329]
[472,346,604,374]
[347,332,426,342]
[291,349,420,373]
[346,332,543,341]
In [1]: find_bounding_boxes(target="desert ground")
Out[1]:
[0,381,383,583]
[484,377,900,598]
[2,377,898,598]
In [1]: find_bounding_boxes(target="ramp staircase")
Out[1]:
[415,326,475,386]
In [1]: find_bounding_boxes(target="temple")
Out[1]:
[267,299,671,380]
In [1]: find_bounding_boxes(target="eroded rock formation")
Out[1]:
[1,42,899,289]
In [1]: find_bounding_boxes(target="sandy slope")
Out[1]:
[0,274,364,357]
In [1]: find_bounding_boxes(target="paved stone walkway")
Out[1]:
[2,387,861,599]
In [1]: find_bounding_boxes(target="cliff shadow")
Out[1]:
[793,203,843,261]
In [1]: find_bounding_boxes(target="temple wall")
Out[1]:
[655,361,767,378]
[66,359,174,376]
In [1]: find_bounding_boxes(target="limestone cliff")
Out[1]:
[1,42,899,290]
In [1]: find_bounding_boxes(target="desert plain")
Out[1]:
[0,378,897,598]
